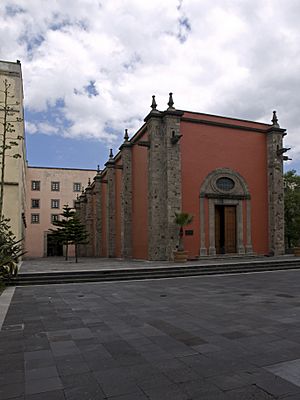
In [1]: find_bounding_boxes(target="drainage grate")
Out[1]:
[2,323,24,331]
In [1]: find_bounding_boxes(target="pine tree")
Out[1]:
[68,215,89,263]
[50,205,89,262]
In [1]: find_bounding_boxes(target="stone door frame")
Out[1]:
[199,168,253,256]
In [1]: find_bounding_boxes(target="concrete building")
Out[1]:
[76,93,287,260]
[25,166,96,258]
[0,60,26,244]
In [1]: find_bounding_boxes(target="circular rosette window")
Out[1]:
[216,177,235,192]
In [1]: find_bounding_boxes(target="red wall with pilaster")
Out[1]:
[101,178,107,257]
[180,113,269,257]
[115,160,122,258]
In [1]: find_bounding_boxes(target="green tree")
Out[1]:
[51,205,88,262]
[284,170,300,249]
[174,212,193,251]
[68,215,89,263]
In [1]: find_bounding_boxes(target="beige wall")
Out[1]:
[0,60,26,243]
[25,167,96,258]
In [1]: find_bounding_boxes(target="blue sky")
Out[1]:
[1,0,300,171]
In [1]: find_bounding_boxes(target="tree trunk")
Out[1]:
[65,242,68,261]
[178,227,184,251]
[75,243,78,263]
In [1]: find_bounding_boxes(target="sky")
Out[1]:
[1,0,300,171]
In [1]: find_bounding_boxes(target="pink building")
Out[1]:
[25,166,96,258]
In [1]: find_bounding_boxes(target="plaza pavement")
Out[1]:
[2,266,300,399]
[19,255,295,274]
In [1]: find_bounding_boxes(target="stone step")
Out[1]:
[8,258,300,286]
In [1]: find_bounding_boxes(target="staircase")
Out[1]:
[9,258,300,286]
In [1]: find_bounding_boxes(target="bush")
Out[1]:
[0,217,24,281]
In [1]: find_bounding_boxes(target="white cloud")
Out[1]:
[1,0,300,163]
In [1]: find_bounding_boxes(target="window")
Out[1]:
[51,199,60,209]
[31,214,40,224]
[51,181,60,191]
[73,182,81,192]
[51,214,59,223]
[31,180,40,191]
[31,199,40,209]
[216,177,235,191]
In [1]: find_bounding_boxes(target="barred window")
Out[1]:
[31,180,40,191]
[51,199,60,209]
[31,199,40,208]
[51,181,60,191]
[31,214,40,224]
[51,214,59,223]
[73,182,81,192]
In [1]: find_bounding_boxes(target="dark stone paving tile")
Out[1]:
[107,392,149,400]
[25,376,63,396]
[0,382,24,399]
[25,366,59,380]
[50,340,80,356]
[24,349,53,361]
[225,385,276,399]
[56,355,90,376]
[64,384,105,399]
[0,371,24,385]
[135,373,173,389]
[24,389,65,400]
[24,357,56,371]
[143,383,190,400]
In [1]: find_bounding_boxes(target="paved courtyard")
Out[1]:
[2,269,300,399]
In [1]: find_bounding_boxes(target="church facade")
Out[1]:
[75,94,287,261]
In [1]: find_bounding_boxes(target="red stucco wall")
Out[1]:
[115,161,122,258]
[181,115,269,257]
[101,178,107,257]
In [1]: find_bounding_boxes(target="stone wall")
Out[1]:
[267,114,286,255]
[120,134,132,258]
[146,95,183,260]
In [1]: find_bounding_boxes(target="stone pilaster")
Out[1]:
[146,94,183,260]
[85,182,94,257]
[93,171,102,257]
[105,150,116,258]
[146,110,166,260]
[163,108,183,260]
[78,192,87,257]
[267,112,286,256]
[199,196,207,255]
[120,130,132,258]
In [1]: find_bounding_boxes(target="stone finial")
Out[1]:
[151,95,157,110]
[97,164,101,174]
[167,92,175,110]
[124,128,129,142]
[109,148,114,159]
[272,110,280,127]
[81,187,84,194]
[88,178,91,186]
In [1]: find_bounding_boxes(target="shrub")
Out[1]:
[0,217,24,281]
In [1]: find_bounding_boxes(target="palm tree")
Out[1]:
[174,212,193,251]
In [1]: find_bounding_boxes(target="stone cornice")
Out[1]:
[181,117,272,134]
